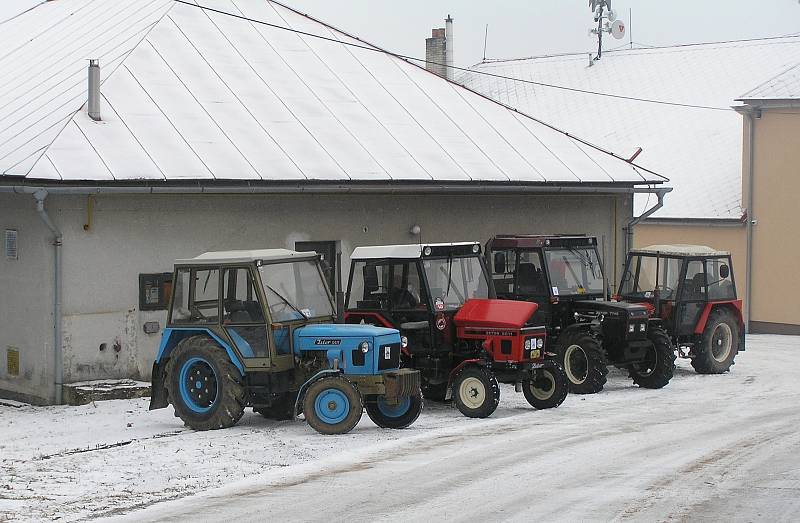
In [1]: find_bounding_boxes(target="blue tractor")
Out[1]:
[149,249,423,435]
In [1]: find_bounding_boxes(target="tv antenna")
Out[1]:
[589,0,625,60]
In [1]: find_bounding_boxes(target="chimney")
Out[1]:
[425,15,454,80]
[445,15,454,81]
[88,59,100,121]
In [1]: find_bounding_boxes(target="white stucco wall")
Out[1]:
[1,191,632,402]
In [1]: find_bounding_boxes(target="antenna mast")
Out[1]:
[588,0,625,60]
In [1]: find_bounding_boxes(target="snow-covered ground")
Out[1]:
[1,335,799,522]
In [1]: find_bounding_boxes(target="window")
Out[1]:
[516,251,547,295]
[681,260,707,301]
[706,258,736,300]
[620,255,680,299]
[491,250,516,295]
[5,229,18,260]
[222,268,263,324]
[169,268,219,325]
[422,256,489,309]
[139,273,173,311]
[259,260,334,322]
[346,261,425,311]
[543,248,605,296]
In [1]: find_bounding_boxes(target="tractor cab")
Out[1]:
[619,245,745,373]
[486,235,675,394]
[150,249,422,434]
[346,242,568,418]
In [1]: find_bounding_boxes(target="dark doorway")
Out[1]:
[295,241,337,292]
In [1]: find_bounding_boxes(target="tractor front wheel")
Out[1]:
[628,327,675,389]
[557,331,608,394]
[452,366,500,418]
[523,364,569,409]
[164,335,245,431]
[692,308,740,374]
[365,391,423,429]
[302,376,363,435]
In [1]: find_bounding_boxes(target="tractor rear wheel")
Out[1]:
[692,308,740,374]
[365,391,423,429]
[628,326,675,389]
[523,364,569,409]
[452,366,500,418]
[164,335,245,431]
[302,376,363,435]
[557,331,608,394]
[254,393,296,420]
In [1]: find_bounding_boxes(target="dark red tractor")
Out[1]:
[344,242,568,418]
[618,245,745,373]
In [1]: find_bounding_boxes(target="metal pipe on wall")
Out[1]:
[32,189,63,404]
[624,187,672,255]
[744,111,757,333]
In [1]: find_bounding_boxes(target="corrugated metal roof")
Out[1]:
[0,0,661,186]
[459,37,800,219]
[739,62,800,101]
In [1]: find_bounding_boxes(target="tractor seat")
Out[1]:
[518,263,544,294]
[400,320,429,331]
[225,300,253,323]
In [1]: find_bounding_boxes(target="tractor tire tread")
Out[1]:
[557,331,608,394]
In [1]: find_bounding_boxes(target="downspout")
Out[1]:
[744,110,757,333]
[624,187,671,255]
[33,189,63,404]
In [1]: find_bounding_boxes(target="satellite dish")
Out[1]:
[610,19,626,39]
[607,9,617,22]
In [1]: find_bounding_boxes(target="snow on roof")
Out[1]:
[459,37,800,219]
[0,0,661,186]
[738,62,800,101]
[351,242,479,260]
[631,244,730,257]
[176,248,317,265]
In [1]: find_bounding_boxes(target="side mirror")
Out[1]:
[493,252,506,274]
[720,264,730,279]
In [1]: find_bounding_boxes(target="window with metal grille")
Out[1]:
[4,229,18,260]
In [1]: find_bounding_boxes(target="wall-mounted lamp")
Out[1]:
[410,224,421,236]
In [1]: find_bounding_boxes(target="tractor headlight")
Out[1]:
[423,246,432,256]
[639,323,646,332]
[536,338,544,349]
[401,336,408,349]
[472,244,480,253]
[524,339,532,350]
[628,323,635,333]
[359,341,370,353]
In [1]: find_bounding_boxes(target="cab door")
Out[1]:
[221,267,271,369]
[675,259,707,336]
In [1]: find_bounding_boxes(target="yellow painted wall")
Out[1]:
[747,109,800,326]
[634,222,747,299]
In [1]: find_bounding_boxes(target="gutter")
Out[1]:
[624,187,672,255]
[32,189,63,405]
[0,181,666,196]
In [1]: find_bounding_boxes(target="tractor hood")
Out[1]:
[454,299,538,329]
[296,323,398,338]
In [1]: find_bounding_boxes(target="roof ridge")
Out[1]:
[478,34,800,65]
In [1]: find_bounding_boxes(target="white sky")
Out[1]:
[2,0,800,67]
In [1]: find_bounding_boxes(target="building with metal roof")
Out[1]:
[0,0,669,404]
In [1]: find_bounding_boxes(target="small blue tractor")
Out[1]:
[149,249,422,435]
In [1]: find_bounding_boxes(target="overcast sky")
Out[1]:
[3,1,800,67]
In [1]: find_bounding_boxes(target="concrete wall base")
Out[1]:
[749,321,800,336]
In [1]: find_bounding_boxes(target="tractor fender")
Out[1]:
[154,328,245,375]
[560,322,596,339]
[294,369,345,418]
[694,301,744,335]
[148,360,169,410]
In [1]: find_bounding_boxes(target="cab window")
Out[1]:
[170,268,219,324]
[706,258,735,300]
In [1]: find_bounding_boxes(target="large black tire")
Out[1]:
[452,365,500,418]
[557,331,608,394]
[164,335,246,431]
[254,393,296,420]
[628,326,676,389]
[365,391,424,429]
[692,308,740,374]
[523,364,569,409]
[302,376,363,435]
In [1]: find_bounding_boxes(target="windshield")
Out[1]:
[422,255,490,309]
[620,255,681,300]
[258,260,334,322]
[543,248,605,296]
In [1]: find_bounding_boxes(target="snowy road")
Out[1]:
[2,335,800,522]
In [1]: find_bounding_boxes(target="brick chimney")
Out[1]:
[425,15,454,80]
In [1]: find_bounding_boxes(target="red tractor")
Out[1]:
[344,242,568,418]
[618,245,745,373]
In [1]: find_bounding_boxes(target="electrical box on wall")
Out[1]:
[7,347,20,376]
[139,273,173,311]
[5,229,18,260]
